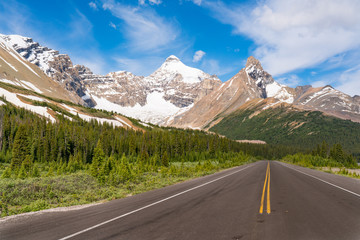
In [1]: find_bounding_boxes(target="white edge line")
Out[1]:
[58,164,254,240]
[278,162,360,198]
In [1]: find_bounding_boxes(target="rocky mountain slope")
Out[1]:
[1,34,221,124]
[79,55,221,124]
[209,98,360,156]
[0,82,140,130]
[0,34,80,104]
[169,56,360,129]
[1,33,359,130]
[0,34,94,107]
[168,56,295,129]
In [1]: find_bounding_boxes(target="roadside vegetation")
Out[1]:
[1,101,358,218]
[0,103,254,217]
[282,141,359,178]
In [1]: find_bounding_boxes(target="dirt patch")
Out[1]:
[236,140,266,144]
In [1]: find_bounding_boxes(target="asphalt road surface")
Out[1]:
[1,161,360,240]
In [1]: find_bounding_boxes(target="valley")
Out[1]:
[0,31,359,240]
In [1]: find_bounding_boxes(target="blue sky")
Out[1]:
[1,0,360,96]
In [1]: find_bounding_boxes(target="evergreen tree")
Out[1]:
[161,151,169,167]
[22,155,33,175]
[17,164,27,179]
[10,125,30,170]
[32,165,40,177]
[90,140,105,178]
[46,166,54,177]
[1,167,12,178]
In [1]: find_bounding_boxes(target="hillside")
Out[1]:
[210,99,360,157]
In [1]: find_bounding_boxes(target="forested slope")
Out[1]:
[210,103,360,158]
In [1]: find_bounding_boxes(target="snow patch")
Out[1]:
[17,94,46,102]
[0,87,55,122]
[8,51,40,77]
[266,82,294,104]
[145,55,216,84]
[0,78,21,86]
[20,80,43,93]
[60,103,124,128]
[0,56,17,72]
[301,87,337,105]
[92,91,182,124]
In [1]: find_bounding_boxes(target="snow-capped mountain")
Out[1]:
[169,56,360,129]
[1,33,359,128]
[82,55,221,124]
[0,34,222,125]
[0,34,79,104]
[293,85,360,121]
[0,34,94,107]
[245,56,294,104]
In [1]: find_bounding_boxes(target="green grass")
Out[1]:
[281,154,360,179]
[0,157,254,217]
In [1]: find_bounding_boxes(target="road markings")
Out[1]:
[259,162,271,214]
[58,164,254,240]
[267,163,271,214]
[279,162,360,198]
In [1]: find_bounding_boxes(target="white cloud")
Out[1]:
[200,58,238,78]
[139,0,162,5]
[312,80,329,88]
[0,1,34,37]
[109,22,116,29]
[68,10,93,41]
[335,65,360,97]
[276,74,301,87]
[102,1,178,52]
[114,56,164,76]
[205,0,360,76]
[189,0,202,6]
[192,50,206,62]
[89,2,98,10]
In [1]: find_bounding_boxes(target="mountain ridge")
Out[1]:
[1,33,359,129]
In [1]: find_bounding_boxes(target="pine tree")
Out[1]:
[32,165,40,177]
[1,167,12,178]
[22,155,33,175]
[11,125,30,170]
[17,164,27,179]
[161,151,169,167]
[90,140,105,178]
[46,166,54,177]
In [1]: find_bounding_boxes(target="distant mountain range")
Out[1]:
[1,33,360,153]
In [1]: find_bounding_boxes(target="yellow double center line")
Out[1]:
[259,162,271,214]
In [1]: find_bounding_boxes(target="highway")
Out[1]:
[1,161,360,240]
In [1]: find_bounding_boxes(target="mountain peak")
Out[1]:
[245,56,262,69]
[165,55,180,62]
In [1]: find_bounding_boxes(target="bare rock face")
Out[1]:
[169,56,292,129]
[353,95,360,104]
[1,35,222,124]
[80,69,147,107]
[49,57,96,107]
[3,34,359,126]
[293,85,360,122]
[144,55,222,108]
[245,56,274,98]
[2,35,95,107]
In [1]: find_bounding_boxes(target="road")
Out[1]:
[1,161,360,240]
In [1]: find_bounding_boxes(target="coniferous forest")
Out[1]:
[0,103,254,216]
[0,103,358,217]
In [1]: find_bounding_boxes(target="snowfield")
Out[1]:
[0,88,56,122]
[92,91,182,124]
